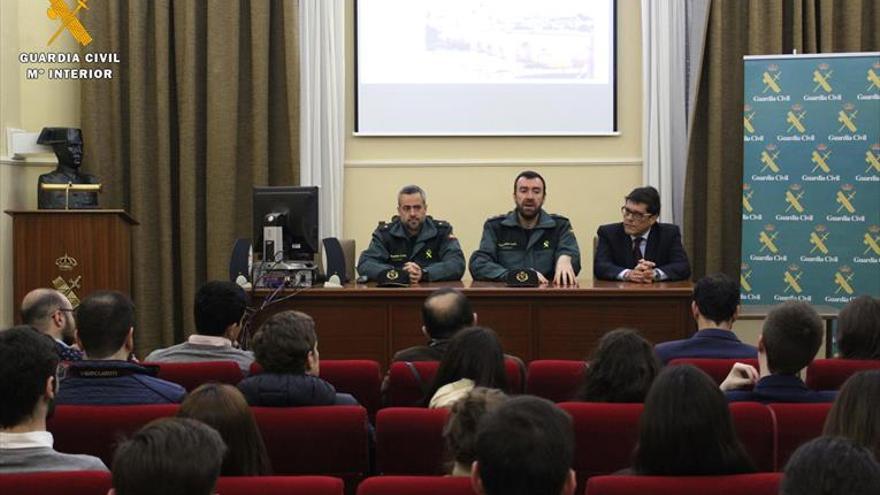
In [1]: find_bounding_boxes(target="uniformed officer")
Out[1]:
[357,185,466,283]
[469,171,580,285]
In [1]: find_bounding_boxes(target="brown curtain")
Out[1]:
[80,0,300,355]
[685,0,879,280]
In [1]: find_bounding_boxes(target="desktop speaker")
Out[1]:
[229,238,252,283]
[322,237,349,283]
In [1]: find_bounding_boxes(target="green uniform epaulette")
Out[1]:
[549,213,570,221]
[486,213,507,222]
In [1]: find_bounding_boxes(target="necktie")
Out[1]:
[632,237,643,265]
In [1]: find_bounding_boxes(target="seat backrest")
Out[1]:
[768,402,832,470]
[0,471,112,495]
[319,360,383,418]
[558,402,643,490]
[387,359,524,407]
[376,407,450,475]
[668,358,760,385]
[147,361,244,391]
[805,358,880,390]
[585,473,782,495]
[526,360,587,402]
[216,476,344,495]
[47,404,180,467]
[252,406,369,485]
[728,402,776,472]
[356,476,477,495]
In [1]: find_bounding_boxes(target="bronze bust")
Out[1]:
[37,127,100,209]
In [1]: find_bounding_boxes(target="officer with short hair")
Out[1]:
[469,171,580,286]
[357,185,466,283]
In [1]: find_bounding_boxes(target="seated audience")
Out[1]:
[721,301,836,403]
[55,291,186,405]
[178,383,271,476]
[631,365,755,475]
[425,327,509,408]
[654,273,757,364]
[443,387,509,476]
[111,417,226,495]
[472,396,576,495]
[237,310,357,406]
[0,326,107,473]
[780,436,880,495]
[836,295,880,360]
[571,328,659,402]
[823,370,880,459]
[146,281,254,373]
[20,288,83,361]
[393,288,476,362]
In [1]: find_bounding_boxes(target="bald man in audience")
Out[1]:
[20,288,82,361]
[393,288,477,362]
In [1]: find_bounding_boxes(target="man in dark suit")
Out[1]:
[655,273,757,364]
[593,186,691,282]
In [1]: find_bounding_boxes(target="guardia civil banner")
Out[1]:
[741,53,880,308]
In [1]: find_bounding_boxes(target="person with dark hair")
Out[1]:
[20,288,83,361]
[111,417,227,495]
[823,370,880,459]
[426,327,509,408]
[237,310,356,406]
[780,436,880,495]
[472,396,576,495]
[55,291,186,405]
[0,326,107,473]
[654,273,757,364]
[357,184,465,283]
[444,388,509,476]
[836,295,880,360]
[594,186,691,282]
[572,328,660,403]
[178,383,272,476]
[146,281,253,373]
[721,301,836,403]
[393,288,476,362]
[470,170,581,286]
[632,365,755,475]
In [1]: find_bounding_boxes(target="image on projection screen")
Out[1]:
[356,0,617,136]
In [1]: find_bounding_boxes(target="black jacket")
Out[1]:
[593,222,691,281]
[237,372,338,407]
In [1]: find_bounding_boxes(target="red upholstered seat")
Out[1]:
[668,358,760,385]
[386,358,524,407]
[526,360,588,402]
[146,360,244,391]
[251,406,369,488]
[805,358,880,391]
[376,407,450,474]
[216,476,344,495]
[356,476,477,495]
[729,402,776,472]
[47,404,180,467]
[768,402,832,470]
[0,471,112,495]
[584,473,783,495]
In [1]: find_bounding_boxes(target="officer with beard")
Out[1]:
[470,171,580,286]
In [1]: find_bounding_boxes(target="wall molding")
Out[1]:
[0,157,57,167]
[344,157,642,169]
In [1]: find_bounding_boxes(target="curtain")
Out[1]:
[80,0,300,355]
[684,0,879,280]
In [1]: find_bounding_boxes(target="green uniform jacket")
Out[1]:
[357,216,466,282]
[469,210,581,281]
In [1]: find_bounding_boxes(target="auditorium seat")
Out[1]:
[584,473,782,495]
[376,407,450,474]
[146,360,244,391]
[728,402,776,472]
[668,358,759,385]
[768,402,832,470]
[216,475,344,495]
[47,404,179,466]
[249,360,383,417]
[557,402,643,490]
[0,471,112,495]
[525,360,587,402]
[386,358,524,407]
[252,406,369,489]
[356,476,477,495]
[805,358,880,390]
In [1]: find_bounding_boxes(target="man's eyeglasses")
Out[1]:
[621,206,654,221]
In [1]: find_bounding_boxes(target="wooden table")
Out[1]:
[248,280,694,369]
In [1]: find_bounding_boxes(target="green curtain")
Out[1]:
[79,0,300,355]
[685,0,879,280]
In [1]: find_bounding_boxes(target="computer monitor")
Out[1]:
[252,186,319,261]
